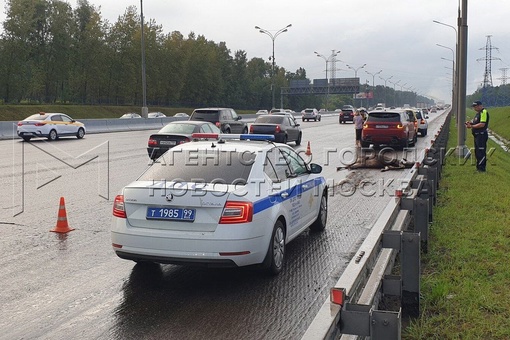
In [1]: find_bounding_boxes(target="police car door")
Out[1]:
[264,147,304,237]
[279,147,317,232]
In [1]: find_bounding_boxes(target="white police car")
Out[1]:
[111,133,328,275]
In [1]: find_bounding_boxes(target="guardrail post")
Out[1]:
[371,309,401,340]
[382,231,421,319]
[413,197,429,253]
[401,232,420,318]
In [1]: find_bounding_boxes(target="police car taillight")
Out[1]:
[219,201,253,224]
[113,195,126,218]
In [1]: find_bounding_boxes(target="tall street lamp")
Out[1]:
[346,63,366,106]
[437,43,455,121]
[433,20,458,125]
[380,75,393,105]
[389,79,400,107]
[140,0,148,118]
[255,24,292,109]
[365,69,382,107]
[398,83,407,107]
[346,63,367,78]
[314,49,340,109]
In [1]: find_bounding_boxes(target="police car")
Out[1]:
[111,133,328,275]
[17,112,86,141]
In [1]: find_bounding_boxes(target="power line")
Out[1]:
[477,35,500,88]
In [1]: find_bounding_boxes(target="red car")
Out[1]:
[361,109,417,148]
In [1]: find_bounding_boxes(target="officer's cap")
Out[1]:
[472,100,482,106]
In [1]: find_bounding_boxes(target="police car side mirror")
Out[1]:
[309,163,322,174]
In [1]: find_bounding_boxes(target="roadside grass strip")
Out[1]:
[404,108,510,339]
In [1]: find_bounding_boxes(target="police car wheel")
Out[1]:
[263,220,286,275]
[310,194,327,232]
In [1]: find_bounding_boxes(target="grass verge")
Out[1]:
[404,109,510,339]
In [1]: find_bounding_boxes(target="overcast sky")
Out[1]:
[2,0,509,103]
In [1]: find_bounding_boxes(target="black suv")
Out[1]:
[189,108,247,134]
[339,105,355,123]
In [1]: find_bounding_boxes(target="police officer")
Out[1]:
[465,100,489,172]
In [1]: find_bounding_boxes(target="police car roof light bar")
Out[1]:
[191,133,275,141]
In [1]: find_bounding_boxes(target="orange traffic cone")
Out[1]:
[305,141,312,156]
[51,197,75,233]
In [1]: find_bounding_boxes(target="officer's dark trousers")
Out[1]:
[473,131,488,171]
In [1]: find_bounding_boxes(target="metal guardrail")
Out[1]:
[302,112,451,340]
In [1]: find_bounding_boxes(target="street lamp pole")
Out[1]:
[379,75,393,106]
[433,20,458,125]
[346,63,366,106]
[314,50,340,109]
[389,79,400,107]
[437,43,456,122]
[365,69,382,107]
[140,0,148,118]
[399,83,407,107]
[255,24,292,109]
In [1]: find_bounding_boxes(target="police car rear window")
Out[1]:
[140,149,256,184]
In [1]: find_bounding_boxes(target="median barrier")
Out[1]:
[0,121,17,139]
[81,119,108,133]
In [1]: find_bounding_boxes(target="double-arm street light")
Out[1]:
[437,42,456,121]
[346,63,367,78]
[255,24,292,109]
[365,69,382,107]
[314,50,340,108]
[433,20,458,125]
[379,75,393,105]
[388,79,400,107]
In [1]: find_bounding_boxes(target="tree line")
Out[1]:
[0,0,431,111]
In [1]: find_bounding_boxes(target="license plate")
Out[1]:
[146,207,196,221]
[375,125,389,128]
[159,140,177,145]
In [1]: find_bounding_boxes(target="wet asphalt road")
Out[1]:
[0,113,446,339]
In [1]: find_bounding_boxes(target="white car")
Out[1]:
[148,112,167,118]
[17,112,86,141]
[301,108,321,122]
[111,134,328,275]
[256,109,269,115]
[120,113,142,119]
[415,109,429,136]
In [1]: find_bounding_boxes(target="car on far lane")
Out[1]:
[189,107,248,134]
[174,112,190,118]
[339,105,355,124]
[148,112,166,118]
[256,110,269,115]
[147,121,221,160]
[120,113,142,119]
[249,114,302,145]
[17,112,86,141]
[415,109,429,136]
[301,108,321,122]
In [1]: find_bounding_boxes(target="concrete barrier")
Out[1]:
[0,114,260,140]
[0,121,17,139]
